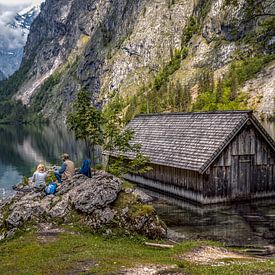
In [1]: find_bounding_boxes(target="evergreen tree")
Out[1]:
[67,90,103,164]
[216,78,223,104]
[174,81,183,111]
[182,85,191,112]
[102,95,152,177]
[229,68,239,101]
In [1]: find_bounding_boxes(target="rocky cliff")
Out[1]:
[1,0,275,120]
[0,70,5,81]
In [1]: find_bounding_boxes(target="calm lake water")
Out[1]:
[0,124,90,197]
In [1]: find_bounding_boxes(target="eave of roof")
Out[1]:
[200,113,275,174]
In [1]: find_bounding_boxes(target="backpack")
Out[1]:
[45,182,57,195]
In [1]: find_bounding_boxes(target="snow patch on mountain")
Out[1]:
[0,4,40,77]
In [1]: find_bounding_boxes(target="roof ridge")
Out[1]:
[135,110,253,117]
[199,115,250,173]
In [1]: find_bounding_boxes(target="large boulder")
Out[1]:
[69,173,122,214]
[1,171,166,239]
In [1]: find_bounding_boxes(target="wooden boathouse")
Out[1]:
[123,111,275,204]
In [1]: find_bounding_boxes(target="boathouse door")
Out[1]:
[232,155,253,199]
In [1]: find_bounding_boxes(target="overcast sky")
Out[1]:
[0,0,41,6]
[0,0,42,50]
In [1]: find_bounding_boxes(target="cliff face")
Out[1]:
[0,70,5,81]
[6,0,275,120]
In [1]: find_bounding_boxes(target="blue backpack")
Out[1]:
[45,182,57,195]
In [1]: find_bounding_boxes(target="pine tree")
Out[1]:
[216,78,223,104]
[182,85,191,112]
[67,90,103,164]
[174,81,183,111]
[229,69,239,101]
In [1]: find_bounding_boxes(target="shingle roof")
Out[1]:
[122,111,274,174]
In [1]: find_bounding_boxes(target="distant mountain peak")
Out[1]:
[0,4,41,77]
[9,5,40,32]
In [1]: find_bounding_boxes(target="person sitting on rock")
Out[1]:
[79,159,92,178]
[54,153,75,184]
[32,164,48,191]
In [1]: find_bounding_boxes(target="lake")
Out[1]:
[0,124,91,197]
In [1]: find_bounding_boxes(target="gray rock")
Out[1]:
[132,189,153,203]
[58,174,88,195]
[70,172,122,214]
[86,208,115,229]
[2,171,166,239]
[6,207,32,228]
[49,194,70,218]
[5,228,17,239]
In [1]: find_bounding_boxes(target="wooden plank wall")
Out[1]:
[204,123,275,200]
[143,164,204,194]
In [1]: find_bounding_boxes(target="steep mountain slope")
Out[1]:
[0,5,40,77]
[1,0,275,122]
[0,70,5,81]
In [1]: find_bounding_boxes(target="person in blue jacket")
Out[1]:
[79,159,92,178]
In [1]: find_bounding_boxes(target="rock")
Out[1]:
[6,207,32,228]
[49,194,70,218]
[86,208,115,229]
[58,174,88,195]
[70,172,122,214]
[5,228,17,239]
[1,171,166,240]
[132,189,154,204]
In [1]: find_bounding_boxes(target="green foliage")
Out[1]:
[192,87,248,112]
[225,0,275,20]
[153,49,183,91]
[0,58,33,100]
[225,55,275,87]
[181,17,198,46]
[108,153,152,178]
[67,90,103,161]
[30,70,62,114]
[0,100,28,124]
[66,92,151,178]
[124,81,192,123]
[46,171,56,184]
[192,55,274,112]
[67,90,103,146]
[103,95,152,177]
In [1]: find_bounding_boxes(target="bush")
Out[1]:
[182,16,198,46]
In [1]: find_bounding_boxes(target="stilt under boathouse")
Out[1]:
[121,111,275,204]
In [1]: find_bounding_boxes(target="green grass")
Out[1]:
[1,231,275,274]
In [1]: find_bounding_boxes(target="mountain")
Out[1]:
[1,0,275,122]
[0,69,5,81]
[0,5,40,77]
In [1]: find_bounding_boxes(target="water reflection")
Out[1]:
[143,188,275,246]
[0,124,91,195]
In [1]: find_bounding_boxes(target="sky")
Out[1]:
[0,0,41,6]
[0,0,42,50]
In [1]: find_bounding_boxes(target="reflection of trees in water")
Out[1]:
[0,124,90,176]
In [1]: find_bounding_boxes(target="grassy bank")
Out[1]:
[1,228,275,274]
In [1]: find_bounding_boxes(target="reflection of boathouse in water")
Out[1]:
[123,111,275,204]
